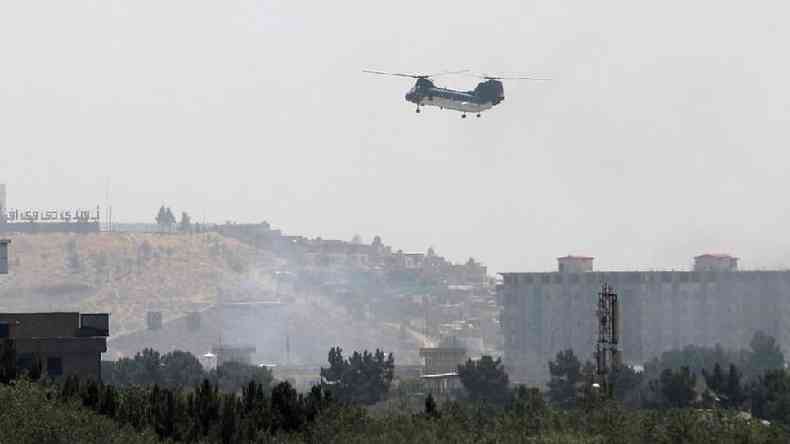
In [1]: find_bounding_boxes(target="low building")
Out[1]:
[0,312,109,380]
[212,344,256,365]
[419,337,467,375]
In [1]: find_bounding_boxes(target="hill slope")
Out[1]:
[0,232,260,335]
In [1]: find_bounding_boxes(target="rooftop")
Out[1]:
[694,253,738,260]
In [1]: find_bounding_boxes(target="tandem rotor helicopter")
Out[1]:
[362,69,549,118]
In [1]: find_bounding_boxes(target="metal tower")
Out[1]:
[595,282,621,396]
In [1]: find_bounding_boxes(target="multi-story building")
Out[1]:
[0,312,109,380]
[499,255,790,385]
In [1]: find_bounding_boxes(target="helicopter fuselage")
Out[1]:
[404,78,505,115]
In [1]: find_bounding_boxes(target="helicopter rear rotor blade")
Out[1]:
[464,72,551,81]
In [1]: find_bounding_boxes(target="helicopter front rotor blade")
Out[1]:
[362,70,419,78]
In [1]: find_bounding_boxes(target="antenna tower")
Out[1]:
[595,282,621,397]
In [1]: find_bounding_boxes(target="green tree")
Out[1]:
[547,349,582,409]
[0,338,16,384]
[320,346,395,405]
[210,361,274,394]
[155,206,167,232]
[457,355,511,406]
[750,369,790,425]
[424,393,440,419]
[179,212,192,233]
[650,366,697,408]
[161,350,204,389]
[749,330,785,379]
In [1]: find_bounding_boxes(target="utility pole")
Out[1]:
[595,282,621,398]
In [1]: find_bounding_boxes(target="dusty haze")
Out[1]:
[1,1,788,272]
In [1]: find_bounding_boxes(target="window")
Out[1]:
[47,357,63,376]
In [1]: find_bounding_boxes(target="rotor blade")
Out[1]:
[363,69,469,79]
[426,69,470,78]
[362,69,420,78]
[496,75,551,80]
[463,72,551,81]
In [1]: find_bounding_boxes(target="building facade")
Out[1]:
[499,256,790,385]
[0,312,109,380]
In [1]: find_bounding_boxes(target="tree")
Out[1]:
[650,366,697,408]
[271,381,304,433]
[424,393,440,419]
[749,330,784,379]
[510,385,546,416]
[165,208,176,232]
[456,355,510,405]
[610,365,644,407]
[320,346,395,405]
[702,362,745,409]
[179,212,192,233]
[155,206,167,232]
[210,361,274,394]
[547,349,582,408]
[161,350,204,389]
[0,339,16,384]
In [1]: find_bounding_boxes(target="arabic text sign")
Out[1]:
[3,208,100,223]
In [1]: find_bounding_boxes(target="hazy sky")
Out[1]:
[1,1,789,272]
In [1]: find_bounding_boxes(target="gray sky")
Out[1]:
[1,1,789,272]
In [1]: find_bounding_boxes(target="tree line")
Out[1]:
[2,339,790,443]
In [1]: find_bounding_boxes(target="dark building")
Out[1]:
[0,312,109,380]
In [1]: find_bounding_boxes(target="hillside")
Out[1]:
[0,232,262,336]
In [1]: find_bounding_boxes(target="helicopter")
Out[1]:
[363,69,548,118]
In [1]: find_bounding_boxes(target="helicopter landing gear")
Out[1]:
[416,107,421,114]
[461,114,467,119]
[476,113,481,118]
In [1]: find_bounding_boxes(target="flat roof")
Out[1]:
[694,253,738,259]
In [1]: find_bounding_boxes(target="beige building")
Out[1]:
[0,312,109,380]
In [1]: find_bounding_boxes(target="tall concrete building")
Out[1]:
[499,255,790,385]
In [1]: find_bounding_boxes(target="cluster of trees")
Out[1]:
[155,206,201,233]
[320,346,394,405]
[2,341,790,443]
[56,376,334,443]
[539,330,790,425]
[102,348,274,394]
